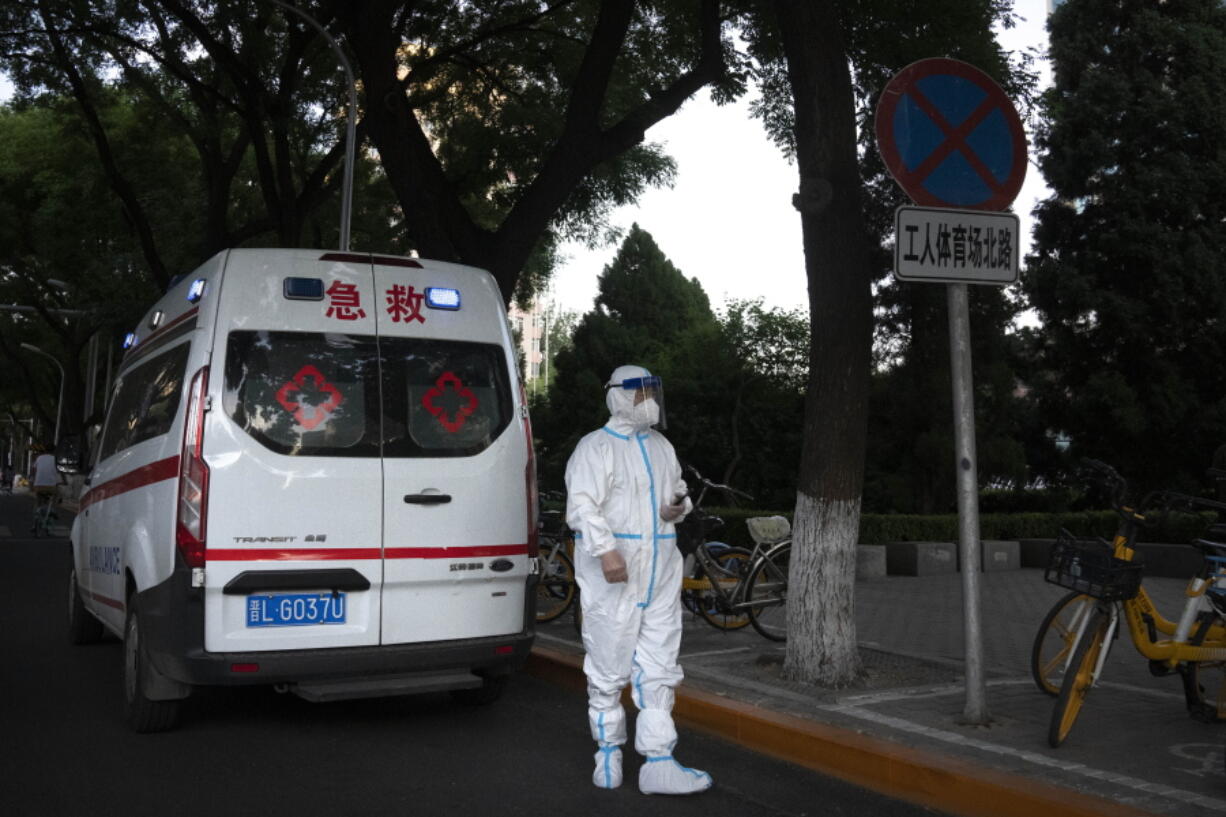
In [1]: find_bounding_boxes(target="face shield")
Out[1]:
[607,374,666,430]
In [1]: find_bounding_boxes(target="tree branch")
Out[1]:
[37,1,169,289]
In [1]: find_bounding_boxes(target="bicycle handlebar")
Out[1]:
[1077,458,1226,527]
[683,465,754,507]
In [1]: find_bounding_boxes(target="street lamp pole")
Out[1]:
[268,0,357,251]
[21,343,64,448]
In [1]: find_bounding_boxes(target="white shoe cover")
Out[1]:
[638,756,712,795]
[592,746,623,789]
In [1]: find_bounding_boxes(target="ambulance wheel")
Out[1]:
[449,674,508,706]
[123,601,181,732]
[68,567,104,645]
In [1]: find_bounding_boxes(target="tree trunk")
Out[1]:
[772,0,873,686]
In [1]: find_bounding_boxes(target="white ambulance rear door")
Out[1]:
[204,250,386,653]
[372,257,531,645]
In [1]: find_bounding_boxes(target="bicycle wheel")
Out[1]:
[1048,605,1111,748]
[1030,591,1095,696]
[1182,656,1226,723]
[33,502,49,538]
[747,543,790,642]
[694,546,753,631]
[535,546,576,623]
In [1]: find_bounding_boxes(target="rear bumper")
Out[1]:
[135,558,535,688]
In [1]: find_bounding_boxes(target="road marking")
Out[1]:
[819,698,1226,812]
[681,646,754,660]
[835,677,1187,707]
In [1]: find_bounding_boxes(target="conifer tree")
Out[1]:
[1024,0,1226,492]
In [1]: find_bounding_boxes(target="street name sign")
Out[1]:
[894,205,1019,285]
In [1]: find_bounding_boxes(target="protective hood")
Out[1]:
[605,365,665,432]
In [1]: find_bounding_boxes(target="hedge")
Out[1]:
[541,499,1217,550]
[695,508,1218,550]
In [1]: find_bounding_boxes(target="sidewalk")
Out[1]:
[528,568,1226,817]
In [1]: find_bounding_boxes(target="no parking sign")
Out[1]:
[875,58,1027,212]
[873,57,1030,723]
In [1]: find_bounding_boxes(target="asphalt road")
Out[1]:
[0,493,943,817]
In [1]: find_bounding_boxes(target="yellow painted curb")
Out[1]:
[526,644,1158,817]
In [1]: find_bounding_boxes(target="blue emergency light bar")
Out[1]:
[283,277,324,301]
[122,332,138,349]
[426,287,461,310]
[187,278,207,303]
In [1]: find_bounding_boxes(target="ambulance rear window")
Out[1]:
[381,338,512,458]
[223,331,380,458]
[222,331,511,458]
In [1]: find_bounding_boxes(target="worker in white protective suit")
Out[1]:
[564,365,712,795]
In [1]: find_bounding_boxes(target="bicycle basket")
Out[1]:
[1044,529,1143,602]
[674,512,721,557]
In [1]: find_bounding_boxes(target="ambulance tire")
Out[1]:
[123,600,181,733]
[449,674,508,706]
[68,567,104,645]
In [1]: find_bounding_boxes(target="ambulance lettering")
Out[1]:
[88,545,122,575]
[325,280,366,320]
[386,284,426,324]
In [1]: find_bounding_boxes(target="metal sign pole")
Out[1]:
[947,282,988,723]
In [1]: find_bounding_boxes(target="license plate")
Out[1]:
[246,592,346,627]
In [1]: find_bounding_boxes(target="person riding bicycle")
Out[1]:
[29,444,60,528]
[564,365,711,796]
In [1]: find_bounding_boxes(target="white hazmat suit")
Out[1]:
[565,365,712,795]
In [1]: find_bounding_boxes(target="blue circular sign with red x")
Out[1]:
[875,58,1027,211]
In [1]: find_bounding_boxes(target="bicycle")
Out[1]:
[31,488,61,538]
[677,467,791,642]
[535,491,577,623]
[1030,459,1226,747]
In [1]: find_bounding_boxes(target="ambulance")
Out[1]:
[68,249,538,732]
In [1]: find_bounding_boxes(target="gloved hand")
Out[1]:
[660,495,687,522]
[601,550,628,583]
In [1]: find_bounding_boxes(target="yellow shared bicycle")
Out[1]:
[1031,459,1226,747]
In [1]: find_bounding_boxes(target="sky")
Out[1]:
[548,0,1056,317]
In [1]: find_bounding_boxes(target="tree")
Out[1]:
[1024,0,1226,494]
[537,229,806,508]
[0,96,179,444]
[742,0,1029,685]
[534,224,718,483]
[715,298,807,506]
[0,1,415,278]
[329,0,741,301]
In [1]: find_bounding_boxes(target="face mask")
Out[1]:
[633,397,660,429]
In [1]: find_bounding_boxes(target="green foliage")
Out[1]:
[534,226,806,507]
[534,224,717,481]
[1023,0,1226,495]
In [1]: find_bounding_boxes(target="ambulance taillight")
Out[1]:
[175,366,210,568]
[521,382,538,557]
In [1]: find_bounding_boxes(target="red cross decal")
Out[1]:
[275,365,345,430]
[421,371,478,433]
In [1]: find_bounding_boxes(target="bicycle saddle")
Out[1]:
[746,515,791,546]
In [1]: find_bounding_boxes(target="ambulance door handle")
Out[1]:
[404,493,452,505]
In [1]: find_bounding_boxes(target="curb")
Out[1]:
[525,645,1158,817]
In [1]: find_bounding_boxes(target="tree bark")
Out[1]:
[771,0,873,686]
